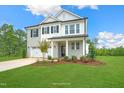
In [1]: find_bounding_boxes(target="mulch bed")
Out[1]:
[77,60,105,66]
[31,60,105,66]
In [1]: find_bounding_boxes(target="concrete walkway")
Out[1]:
[0,58,37,72]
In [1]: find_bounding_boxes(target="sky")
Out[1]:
[0,5,124,48]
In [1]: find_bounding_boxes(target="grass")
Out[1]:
[0,56,124,88]
[0,56,22,62]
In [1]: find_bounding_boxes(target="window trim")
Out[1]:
[70,24,75,34]
[31,29,39,37]
[65,25,68,34]
[76,42,80,50]
[71,42,80,50]
[42,26,50,34]
[71,42,75,50]
[76,24,80,33]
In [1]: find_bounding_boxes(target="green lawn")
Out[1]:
[0,56,22,62]
[0,56,124,88]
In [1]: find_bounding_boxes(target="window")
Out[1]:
[65,25,68,34]
[70,24,75,34]
[31,29,38,37]
[42,27,49,34]
[51,25,59,33]
[76,42,80,49]
[71,42,80,50]
[71,43,75,49]
[44,27,47,34]
[54,25,59,33]
[76,24,80,33]
[47,27,49,34]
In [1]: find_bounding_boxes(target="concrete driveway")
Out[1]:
[0,58,37,72]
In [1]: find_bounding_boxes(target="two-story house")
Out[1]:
[25,9,89,59]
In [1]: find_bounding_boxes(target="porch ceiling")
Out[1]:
[48,34,88,40]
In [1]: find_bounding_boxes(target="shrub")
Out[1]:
[88,43,96,61]
[22,49,26,58]
[80,56,92,63]
[72,56,77,63]
[64,56,69,62]
[48,55,52,60]
[80,56,85,62]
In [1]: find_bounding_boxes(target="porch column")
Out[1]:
[83,37,85,56]
[66,40,68,56]
[51,41,53,58]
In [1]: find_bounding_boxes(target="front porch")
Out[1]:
[49,35,88,59]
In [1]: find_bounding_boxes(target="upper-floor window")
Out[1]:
[65,24,80,35]
[51,25,59,34]
[70,24,75,34]
[42,27,49,34]
[31,29,38,37]
[46,27,49,34]
[65,25,68,34]
[76,24,80,33]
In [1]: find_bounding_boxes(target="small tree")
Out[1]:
[87,38,96,62]
[38,40,50,61]
[88,43,96,61]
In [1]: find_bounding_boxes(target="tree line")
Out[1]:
[96,47,124,56]
[87,38,124,56]
[0,24,27,57]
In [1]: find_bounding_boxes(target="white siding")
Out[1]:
[27,27,41,47]
[53,42,59,58]
[43,17,57,23]
[56,11,79,21]
[68,41,83,59]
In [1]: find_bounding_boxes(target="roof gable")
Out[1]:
[55,9,82,21]
[40,15,60,24]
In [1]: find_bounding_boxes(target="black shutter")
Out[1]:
[51,26,53,33]
[36,29,38,37]
[31,30,32,37]
[57,25,59,33]
[42,27,44,34]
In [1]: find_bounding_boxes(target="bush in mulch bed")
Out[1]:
[71,56,77,63]
[32,56,105,66]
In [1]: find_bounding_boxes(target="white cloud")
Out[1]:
[97,31,124,49]
[98,39,104,43]
[75,5,98,10]
[25,5,62,17]
[25,5,98,17]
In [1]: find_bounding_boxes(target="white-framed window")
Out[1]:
[31,29,38,37]
[71,42,80,50]
[71,42,75,49]
[70,24,75,34]
[76,42,80,49]
[42,27,49,34]
[46,27,49,34]
[51,25,59,33]
[65,25,68,34]
[76,24,80,33]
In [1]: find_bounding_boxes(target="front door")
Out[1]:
[61,45,65,57]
